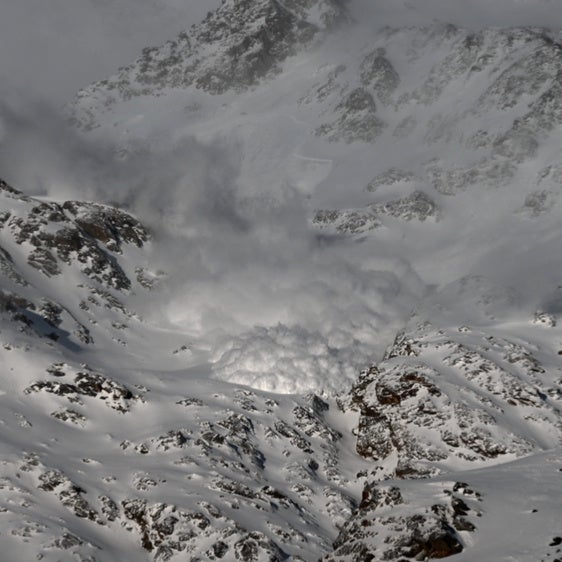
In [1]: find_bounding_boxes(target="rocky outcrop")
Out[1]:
[2,182,148,289]
[348,313,561,478]
[25,366,138,413]
[316,87,385,142]
[327,274,562,560]
[313,191,439,233]
[0,178,152,348]
[70,0,348,128]
[324,480,480,561]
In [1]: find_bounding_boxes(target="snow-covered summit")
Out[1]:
[71,0,347,130]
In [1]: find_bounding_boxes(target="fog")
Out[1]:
[2,0,559,108]
[0,94,428,393]
[1,0,558,394]
[350,0,562,30]
[0,0,220,104]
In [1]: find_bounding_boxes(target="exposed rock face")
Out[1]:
[0,178,150,346]
[63,201,148,252]
[308,24,562,159]
[326,274,562,560]
[25,367,137,413]
[313,191,439,233]
[348,310,561,478]
[360,48,400,105]
[71,13,562,240]
[71,0,348,128]
[3,183,148,289]
[324,480,479,561]
[316,87,385,142]
[365,168,417,192]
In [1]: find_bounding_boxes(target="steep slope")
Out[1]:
[327,276,562,560]
[325,450,562,561]
[0,178,150,347]
[4,0,562,560]
[67,7,562,391]
[0,177,372,561]
[70,20,562,210]
[71,0,348,130]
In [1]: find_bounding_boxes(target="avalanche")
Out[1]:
[1,0,562,560]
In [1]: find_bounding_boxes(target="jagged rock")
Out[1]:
[176,397,204,407]
[119,498,289,561]
[324,480,479,561]
[317,87,385,142]
[25,368,137,412]
[63,200,148,251]
[51,408,87,425]
[233,532,286,561]
[0,179,148,295]
[99,495,119,522]
[36,467,102,523]
[313,207,381,234]
[10,207,126,289]
[366,168,417,192]
[351,352,546,475]
[359,48,400,104]
[314,191,438,234]
[373,191,439,221]
[347,275,562,482]
[70,0,348,128]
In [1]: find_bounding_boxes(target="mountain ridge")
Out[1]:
[3,0,562,559]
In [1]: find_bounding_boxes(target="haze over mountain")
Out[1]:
[1,0,562,560]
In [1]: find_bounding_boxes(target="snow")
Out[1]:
[1,0,562,559]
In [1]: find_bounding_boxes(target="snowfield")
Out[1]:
[1,0,562,560]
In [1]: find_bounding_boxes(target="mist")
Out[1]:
[350,0,562,31]
[0,95,428,394]
[2,0,560,107]
[6,0,556,394]
[0,0,221,104]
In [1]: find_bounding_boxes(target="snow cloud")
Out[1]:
[12,0,560,394]
[0,96,426,395]
[6,0,560,395]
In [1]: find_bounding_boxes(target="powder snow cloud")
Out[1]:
[0,96,427,394]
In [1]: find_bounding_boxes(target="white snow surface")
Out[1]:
[1,0,562,560]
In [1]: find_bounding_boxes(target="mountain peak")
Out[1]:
[71,0,348,126]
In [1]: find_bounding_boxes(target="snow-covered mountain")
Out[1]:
[0,177,368,561]
[2,0,562,560]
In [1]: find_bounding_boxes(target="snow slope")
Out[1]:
[2,0,562,559]
[0,178,372,560]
